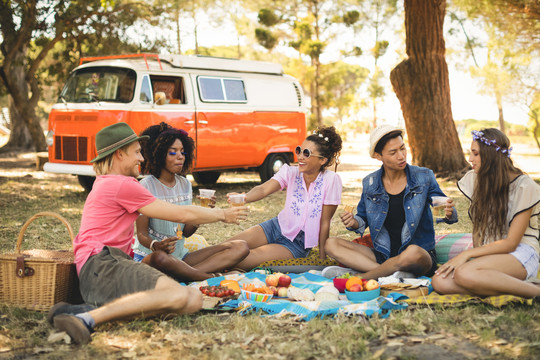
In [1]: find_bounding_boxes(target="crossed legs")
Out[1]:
[324,236,433,279]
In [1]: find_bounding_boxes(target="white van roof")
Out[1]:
[160,55,284,75]
[78,54,284,76]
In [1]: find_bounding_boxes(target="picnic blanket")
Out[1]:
[189,272,408,321]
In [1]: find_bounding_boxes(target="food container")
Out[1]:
[345,287,380,303]
[240,289,273,302]
[332,278,348,293]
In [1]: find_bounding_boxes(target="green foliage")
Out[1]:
[343,10,360,26]
[258,8,280,26]
[254,28,278,51]
[372,40,389,59]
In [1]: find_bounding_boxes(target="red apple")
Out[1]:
[265,274,279,287]
[349,283,363,292]
[268,286,278,296]
[277,287,288,297]
[365,279,379,291]
[278,274,292,288]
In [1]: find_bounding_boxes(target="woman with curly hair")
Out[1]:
[225,126,343,271]
[133,122,249,281]
[433,128,540,298]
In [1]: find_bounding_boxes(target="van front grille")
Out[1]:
[54,136,88,162]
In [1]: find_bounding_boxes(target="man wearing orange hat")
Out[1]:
[48,122,248,344]
[323,125,458,280]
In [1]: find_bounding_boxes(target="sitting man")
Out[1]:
[323,125,458,280]
[48,122,248,344]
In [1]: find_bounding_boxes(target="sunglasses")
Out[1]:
[295,146,325,159]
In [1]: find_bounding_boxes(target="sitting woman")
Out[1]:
[225,126,343,271]
[133,122,249,281]
[432,128,540,298]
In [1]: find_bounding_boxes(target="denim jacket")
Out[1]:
[350,164,458,261]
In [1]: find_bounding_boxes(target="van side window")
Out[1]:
[198,76,247,102]
[140,76,152,103]
[149,75,186,104]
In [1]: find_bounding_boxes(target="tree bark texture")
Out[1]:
[390,0,468,176]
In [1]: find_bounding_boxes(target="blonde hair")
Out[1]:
[92,143,132,175]
[155,92,166,105]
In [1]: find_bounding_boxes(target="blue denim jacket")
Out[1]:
[351,164,458,261]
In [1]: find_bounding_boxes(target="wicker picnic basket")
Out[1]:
[0,212,77,311]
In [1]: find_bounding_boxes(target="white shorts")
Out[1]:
[510,243,539,279]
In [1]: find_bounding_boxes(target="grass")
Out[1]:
[1,155,539,359]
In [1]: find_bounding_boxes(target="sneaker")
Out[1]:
[53,314,92,345]
[47,302,97,325]
[321,266,355,279]
[392,271,416,279]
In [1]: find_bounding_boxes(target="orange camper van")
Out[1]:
[44,54,307,191]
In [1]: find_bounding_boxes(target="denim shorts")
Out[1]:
[259,217,310,258]
[510,243,539,279]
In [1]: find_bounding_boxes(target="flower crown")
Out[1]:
[312,130,329,142]
[471,130,512,158]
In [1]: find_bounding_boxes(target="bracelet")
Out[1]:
[150,240,158,252]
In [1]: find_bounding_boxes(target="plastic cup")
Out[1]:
[432,196,449,217]
[229,194,246,207]
[199,189,216,208]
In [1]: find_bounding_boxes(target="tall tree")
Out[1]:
[0,0,154,152]
[390,0,468,176]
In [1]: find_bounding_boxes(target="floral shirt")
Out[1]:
[273,164,342,248]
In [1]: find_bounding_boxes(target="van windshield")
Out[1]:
[59,67,136,103]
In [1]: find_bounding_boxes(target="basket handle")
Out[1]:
[16,211,75,254]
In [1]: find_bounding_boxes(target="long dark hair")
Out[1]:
[470,128,522,246]
[139,122,195,178]
[306,126,343,172]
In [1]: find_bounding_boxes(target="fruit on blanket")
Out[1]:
[365,279,379,291]
[345,276,363,291]
[277,287,289,297]
[348,283,363,292]
[265,274,279,287]
[199,285,235,297]
[269,286,278,296]
[220,280,241,293]
[278,274,292,287]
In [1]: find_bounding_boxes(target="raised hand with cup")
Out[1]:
[431,196,454,221]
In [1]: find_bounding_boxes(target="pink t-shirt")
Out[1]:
[273,164,342,248]
[73,175,155,274]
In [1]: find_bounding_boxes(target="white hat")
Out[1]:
[369,125,403,158]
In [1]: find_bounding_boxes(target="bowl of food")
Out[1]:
[345,287,380,303]
[240,289,273,302]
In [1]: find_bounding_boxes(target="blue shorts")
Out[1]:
[510,243,539,279]
[259,217,310,258]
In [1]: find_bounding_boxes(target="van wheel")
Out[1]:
[192,171,221,185]
[259,153,289,183]
[78,175,95,193]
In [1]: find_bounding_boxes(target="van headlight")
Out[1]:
[46,130,54,146]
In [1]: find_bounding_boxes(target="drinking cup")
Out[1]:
[432,196,449,217]
[199,189,216,208]
[229,194,246,207]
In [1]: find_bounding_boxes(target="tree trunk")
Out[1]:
[1,47,46,152]
[495,90,505,133]
[390,0,468,177]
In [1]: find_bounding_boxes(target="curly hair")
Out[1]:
[470,128,523,246]
[306,126,343,172]
[139,122,195,178]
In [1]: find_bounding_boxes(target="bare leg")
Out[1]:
[361,245,433,280]
[435,254,540,298]
[225,224,269,249]
[88,276,202,325]
[183,240,249,273]
[233,244,295,271]
[325,237,433,280]
[143,252,212,282]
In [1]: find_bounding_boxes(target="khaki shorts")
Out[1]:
[79,246,165,306]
